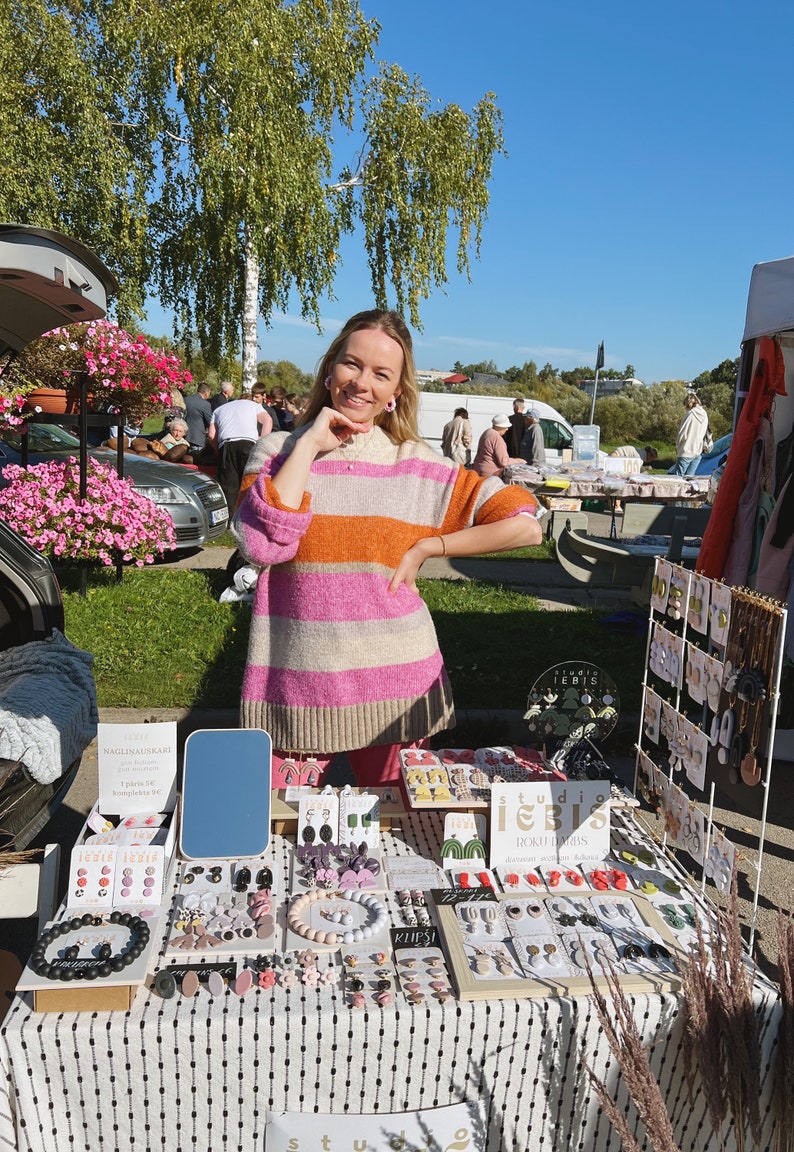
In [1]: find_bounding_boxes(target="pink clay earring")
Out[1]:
[324,375,331,389]
[384,396,397,412]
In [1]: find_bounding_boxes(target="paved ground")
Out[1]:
[15,515,793,983]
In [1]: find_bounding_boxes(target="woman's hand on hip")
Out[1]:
[389,538,440,595]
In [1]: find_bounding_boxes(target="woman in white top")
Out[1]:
[672,393,710,476]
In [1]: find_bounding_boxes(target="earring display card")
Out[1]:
[440,810,487,866]
[165,888,280,956]
[288,841,385,894]
[497,867,548,894]
[433,889,684,1000]
[337,787,380,854]
[445,867,499,892]
[381,855,449,893]
[342,950,397,1009]
[67,846,118,909]
[297,791,340,850]
[394,944,454,1006]
[112,847,165,907]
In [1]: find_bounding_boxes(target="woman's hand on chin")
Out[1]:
[305,406,372,453]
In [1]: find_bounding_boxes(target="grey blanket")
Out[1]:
[0,629,98,784]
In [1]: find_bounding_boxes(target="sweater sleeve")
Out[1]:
[441,466,539,532]
[232,454,313,568]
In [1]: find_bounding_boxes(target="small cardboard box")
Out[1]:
[541,496,582,512]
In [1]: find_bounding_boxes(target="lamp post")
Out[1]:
[588,341,605,426]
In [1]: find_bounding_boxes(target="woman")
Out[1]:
[672,393,710,476]
[440,407,472,465]
[232,310,541,786]
[470,414,524,478]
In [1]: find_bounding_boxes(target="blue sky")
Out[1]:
[146,0,794,384]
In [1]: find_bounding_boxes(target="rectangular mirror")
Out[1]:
[180,728,271,859]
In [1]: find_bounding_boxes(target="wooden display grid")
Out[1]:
[433,888,683,1001]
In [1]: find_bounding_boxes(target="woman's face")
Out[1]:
[328,328,403,429]
[171,425,187,441]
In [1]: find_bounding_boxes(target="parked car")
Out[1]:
[0,421,228,549]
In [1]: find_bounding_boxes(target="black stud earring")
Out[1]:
[234,867,251,892]
[256,867,273,890]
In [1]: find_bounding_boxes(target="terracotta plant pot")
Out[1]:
[25,387,96,415]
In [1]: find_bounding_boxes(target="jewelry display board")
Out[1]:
[637,558,786,941]
[433,886,683,1001]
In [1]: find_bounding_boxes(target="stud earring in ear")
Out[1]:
[384,396,397,412]
[324,375,331,389]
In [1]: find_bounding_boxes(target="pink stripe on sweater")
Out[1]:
[314,456,456,482]
[255,569,423,622]
[242,652,447,707]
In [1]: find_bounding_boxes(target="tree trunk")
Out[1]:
[241,228,258,391]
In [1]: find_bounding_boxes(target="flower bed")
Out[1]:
[0,458,176,566]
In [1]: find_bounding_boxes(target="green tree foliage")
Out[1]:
[256,360,313,392]
[2,1,505,379]
[0,1,153,321]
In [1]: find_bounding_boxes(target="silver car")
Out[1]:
[0,421,229,550]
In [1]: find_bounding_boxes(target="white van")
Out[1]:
[417,393,574,464]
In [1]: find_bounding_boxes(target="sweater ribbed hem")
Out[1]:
[240,680,455,754]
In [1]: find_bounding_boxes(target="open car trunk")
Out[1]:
[0,225,117,847]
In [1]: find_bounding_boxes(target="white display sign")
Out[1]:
[97,722,177,815]
[489,781,610,868]
[265,1101,484,1151]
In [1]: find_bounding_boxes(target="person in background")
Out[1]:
[251,381,281,432]
[643,446,659,466]
[440,407,472,465]
[609,445,642,459]
[209,390,273,512]
[520,408,546,467]
[269,385,294,431]
[232,309,541,787]
[508,398,526,457]
[470,414,523,478]
[672,393,709,476]
[210,380,235,411]
[184,382,213,456]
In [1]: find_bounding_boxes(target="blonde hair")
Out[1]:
[298,310,420,443]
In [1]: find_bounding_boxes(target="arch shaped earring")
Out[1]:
[441,837,464,859]
[463,837,487,860]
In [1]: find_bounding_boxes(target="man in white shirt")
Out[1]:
[208,393,273,512]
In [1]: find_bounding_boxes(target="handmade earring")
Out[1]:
[460,906,479,934]
[324,375,331,389]
[319,810,334,843]
[384,396,397,412]
[481,906,499,935]
[302,812,316,844]
[717,709,735,764]
[473,951,491,976]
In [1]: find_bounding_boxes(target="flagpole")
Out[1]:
[589,341,605,425]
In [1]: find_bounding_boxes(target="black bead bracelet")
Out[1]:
[30,911,150,982]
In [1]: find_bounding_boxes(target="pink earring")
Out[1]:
[324,375,331,390]
[384,396,397,412]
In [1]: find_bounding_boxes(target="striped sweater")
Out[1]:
[233,426,537,754]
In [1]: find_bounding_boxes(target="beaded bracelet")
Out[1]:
[30,911,150,982]
[287,889,389,945]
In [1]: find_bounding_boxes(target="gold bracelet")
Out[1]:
[438,535,447,557]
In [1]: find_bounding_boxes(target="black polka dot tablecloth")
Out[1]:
[0,812,781,1151]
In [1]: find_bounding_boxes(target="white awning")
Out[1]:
[743,255,794,342]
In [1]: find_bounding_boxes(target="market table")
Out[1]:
[0,810,780,1152]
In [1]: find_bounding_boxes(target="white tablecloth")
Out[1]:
[0,811,780,1152]
[505,464,710,502]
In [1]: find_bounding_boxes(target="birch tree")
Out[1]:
[3,1,505,385]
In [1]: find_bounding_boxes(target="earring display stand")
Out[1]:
[432,887,683,1001]
[635,557,786,948]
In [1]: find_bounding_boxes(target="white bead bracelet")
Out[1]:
[287,889,389,945]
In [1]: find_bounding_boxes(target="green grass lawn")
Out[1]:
[62,567,647,717]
